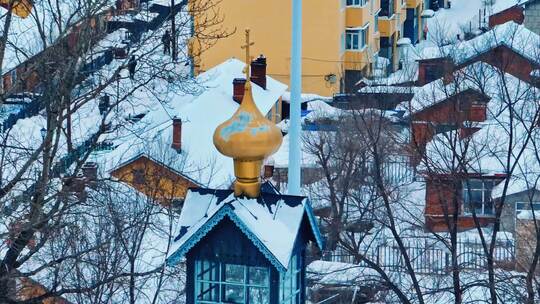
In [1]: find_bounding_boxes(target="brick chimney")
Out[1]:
[250,55,267,89]
[62,176,86,194]
[263,158,275,179]
[233,78,246,104]
[171,117,182,152]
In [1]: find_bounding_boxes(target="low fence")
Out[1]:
[367,156,415,185]
[322,237,515,275]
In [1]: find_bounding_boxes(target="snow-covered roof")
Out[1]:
[519,0,540,6]
[424,0,486,42]
[517,209,540,220]
[490,0,520,15]
[359,61,419,86]
[166,188,324,272]
[422,9,435,18]
[421,62,540,180]
[101,58,288,188]
[281,92,332,104]
[307,260,379,285]
[492,174,540,199]
[358,85,416,94]
[404,63,493,114]
[273,131,323,169]
[419,22,540,65]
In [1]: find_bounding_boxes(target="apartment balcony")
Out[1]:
[379,15,399,37]
[345,5,371,28]
[342,48,371,71]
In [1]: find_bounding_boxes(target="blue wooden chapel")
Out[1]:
[166,187,324,304]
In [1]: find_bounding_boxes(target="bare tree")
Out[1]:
[0,0,229,302]
[304,22,540,304]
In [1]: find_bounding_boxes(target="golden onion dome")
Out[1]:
[213,29,283,198]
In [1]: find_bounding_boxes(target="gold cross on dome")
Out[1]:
[241,28,254,81]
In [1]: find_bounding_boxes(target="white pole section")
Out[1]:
[288,0,302,195]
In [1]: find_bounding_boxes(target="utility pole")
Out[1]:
[288,0,302,195]
[171,0,177,61]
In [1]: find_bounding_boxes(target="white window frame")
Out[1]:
[515,202,540,216]
[374,9,381,33]
[345,24,369,51]
[346,0,368,7]
[462,179,496,216]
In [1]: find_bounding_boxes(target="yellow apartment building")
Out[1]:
[379,0,428,68]
[190,0,424,96]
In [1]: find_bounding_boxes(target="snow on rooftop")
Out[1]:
[358,85,416,94]
[420,62,540,181]
[364,61,419,86]
[492,173,540,199]
[517,209,540,220]
[167,188,322,270]
[99,58,287,188]
[518,0,539,5]
[273,132,321,169]
[406,60,525,114]
[307,260,379,285]
[2,1,115,72]
[490,0,520,15]
[421,22,540,65]
[425,0,485,42]
[281,92,332,103]
[305,99,345,120]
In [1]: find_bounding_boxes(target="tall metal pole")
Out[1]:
[288,0,302,195]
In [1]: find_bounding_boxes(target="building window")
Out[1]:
[195,260,270,304]
[462,179,497,216]
[380,0,395,17]
[345,27,368,50]
[424,64,445,83]
[515,202,540,217]
[132,168,146,185]
[346,0,367,6]
[279,253,302,303]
